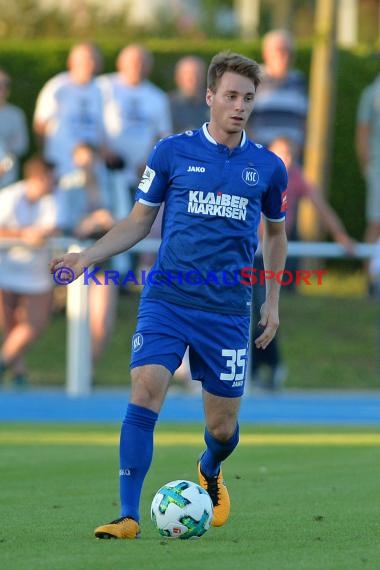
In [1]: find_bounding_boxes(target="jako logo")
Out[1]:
[187,165,206,172]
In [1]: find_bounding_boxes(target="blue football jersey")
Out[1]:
[135,124,287,315]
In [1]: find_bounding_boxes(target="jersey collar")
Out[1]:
[201,123,247,153]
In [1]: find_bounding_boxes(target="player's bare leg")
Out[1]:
[130,363,171,412]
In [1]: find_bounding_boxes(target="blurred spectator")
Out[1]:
[98,43,172,272]
[99,43,172,196]
[0,157,60,387]
[248,29,308,160]
[369,237,380,287]
[246,29,308,292]
[33,42,128,277]
[58,142,117,363]
[248,29,305,301]
[0,68,29,189]
[356,74,380,261]
[250,136,355,391]
[369,239,380,369]
[271,137,354,252]
[169,55,209,133]
[58,142,114,239]
[33,42,107,179]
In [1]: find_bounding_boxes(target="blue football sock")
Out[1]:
[200,423,240,477]
[119,403,158,521]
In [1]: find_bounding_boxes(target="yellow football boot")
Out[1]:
[94,516,141,539]
[197,461,230,527]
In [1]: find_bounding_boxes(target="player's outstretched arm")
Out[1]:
[49,202,159,282]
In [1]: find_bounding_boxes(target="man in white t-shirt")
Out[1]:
[99,44,172,189]
[0,157,60,387]
[33,42,106,179]
[0,68,29,189]
[98,44,173,271]
[356,74,380,247]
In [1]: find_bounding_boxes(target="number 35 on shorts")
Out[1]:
[220,348,247,386]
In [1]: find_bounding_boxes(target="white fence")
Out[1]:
[0,237,379,395]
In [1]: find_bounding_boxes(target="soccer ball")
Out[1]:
[151,480,213,539]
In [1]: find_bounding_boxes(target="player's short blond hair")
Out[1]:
[207,51,261,92]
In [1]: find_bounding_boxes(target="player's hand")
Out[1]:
[254,300,279,350]
[49,252,87,283]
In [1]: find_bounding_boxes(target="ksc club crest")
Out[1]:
[242,167,259,186]
[132,333,143,352]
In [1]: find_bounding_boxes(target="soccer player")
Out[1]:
[50,51,288,539]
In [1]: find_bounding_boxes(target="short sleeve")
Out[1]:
[135,138,171,206]
[0,187,17,225]
[33,73,67,125]
[261,156,288,222]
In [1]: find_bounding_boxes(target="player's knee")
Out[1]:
[130,365,170,412]
[207,423,237,443]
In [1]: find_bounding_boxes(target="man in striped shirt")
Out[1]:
[248,29,308,162]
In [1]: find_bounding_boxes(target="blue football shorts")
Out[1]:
[130,298,250,397]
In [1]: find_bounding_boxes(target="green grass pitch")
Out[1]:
[1,423,380,570]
